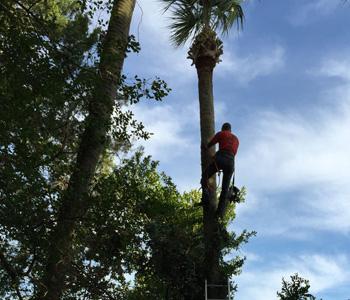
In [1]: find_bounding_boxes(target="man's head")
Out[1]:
[221,122,231,131]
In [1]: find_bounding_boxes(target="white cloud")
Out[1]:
[131,103,198,162]
[289,0,342,26]
[235,253,350,300]
[217,45,285,84]
[319,56,350,81]
[239,98,350,192]
[233,54,350,234]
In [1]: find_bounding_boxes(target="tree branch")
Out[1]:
[0,248,23,300]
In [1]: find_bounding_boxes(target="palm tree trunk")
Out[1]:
[196,55,225,297]
[202,0,211,28]
[36,1,136,299]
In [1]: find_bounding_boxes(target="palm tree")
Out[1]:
[161,0,244,297]
[37,1,137,299]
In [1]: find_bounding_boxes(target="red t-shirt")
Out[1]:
[208,130,239,155]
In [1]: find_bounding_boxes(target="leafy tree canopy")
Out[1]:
[0,1,252,299]
[0,0,168,298]
[277,274,321,300]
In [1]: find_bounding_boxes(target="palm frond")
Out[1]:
[159,0,245,46]
[161,0,181,12]
[211,0,244,35]
[161,0,204,46]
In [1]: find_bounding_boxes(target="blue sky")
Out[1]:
[123,1,350,299]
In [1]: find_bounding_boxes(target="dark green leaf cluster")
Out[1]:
[0,2,100,298]
[277,274,321,300]
[126,35,141,54]
[1,141,252,300]
[77,0,114,23]
[119,75,171,105]
[61,152,182,299]
[0,1,170,298]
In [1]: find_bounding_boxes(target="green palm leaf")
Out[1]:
[212,0,244,35]
[162,0,203,46]
[160,0,244,46]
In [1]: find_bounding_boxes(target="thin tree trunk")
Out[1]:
[202,0,211,28]
[196,56,225,298]
[37,1,136,299]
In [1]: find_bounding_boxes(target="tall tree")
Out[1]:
[0,0,159,299]
[277,274,319,300]
[160,0,244,297]
[37,1,138,299]
[1,1,98,298]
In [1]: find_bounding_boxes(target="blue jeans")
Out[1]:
[201,150,235,202]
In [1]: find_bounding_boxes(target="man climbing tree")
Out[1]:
[159,0,245,293]
[201,122,239,217]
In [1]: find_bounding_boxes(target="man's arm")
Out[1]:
[201,133,219,150]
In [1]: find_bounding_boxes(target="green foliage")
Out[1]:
[277,274,320,300]
[0,146,251,299]
[1,7,94,299]
[211,0,244,34]
[61,152,182,299]
[0,1,251,299]
[0,0,170,298]
[104,155,253,300]
[161,0,244,46]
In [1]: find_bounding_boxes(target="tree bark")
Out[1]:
[196,55,225,298]
[36,1,136,299]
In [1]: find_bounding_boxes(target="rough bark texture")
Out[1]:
[36,1,136,299]
[196,56,219,277]
[191,30,226,299]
